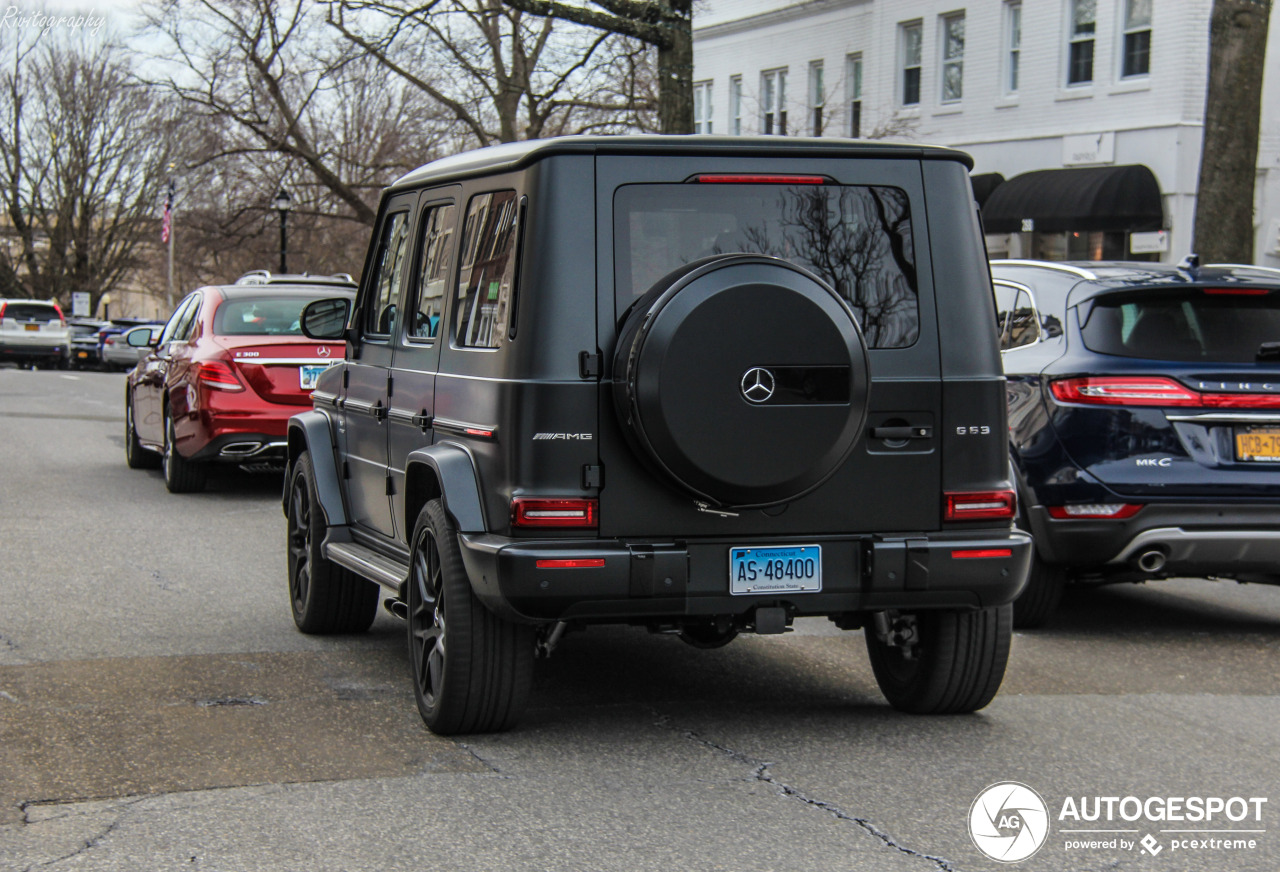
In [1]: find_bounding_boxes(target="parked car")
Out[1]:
[0,299,70,369]
[124,271,356,491]
[67,318,109,369]
[99,318,165,371]
[284,135,1033,735]
[992,257,1280,627]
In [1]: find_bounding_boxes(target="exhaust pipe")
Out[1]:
[1135,549,1167,574]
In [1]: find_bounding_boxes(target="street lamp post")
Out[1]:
[274,187,292,273]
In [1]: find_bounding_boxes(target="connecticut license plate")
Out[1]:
[299,363,333,391]
[1236,427,1280,463]
[729,545,822,595]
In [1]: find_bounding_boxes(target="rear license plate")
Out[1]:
[299,363,334,390]
[77,351,88,358]
[1236,427,1280,463]
[730,545,821,595]
[24,324,38,331]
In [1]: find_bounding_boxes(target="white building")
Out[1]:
[692,0,1280,266]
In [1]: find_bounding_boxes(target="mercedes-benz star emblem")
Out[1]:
[740,367,776,404]
[316,345,331,357]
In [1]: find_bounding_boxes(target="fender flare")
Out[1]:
[404,442,487,533]
[285,411,347,527]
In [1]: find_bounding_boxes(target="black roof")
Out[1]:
[392,134,973,191]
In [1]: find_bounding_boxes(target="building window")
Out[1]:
[809,61,825,135]
[762,68,787,134]
[1122,0,1151,77]
[1067,0,1096,85]
[693,80,713,134]
[1005,2,1022,93]
[901,21,922,106]
[940,12,965,103]
[729,75,743,135]
[846,53,863,137]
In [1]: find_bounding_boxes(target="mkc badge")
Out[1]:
[741,367,775,404]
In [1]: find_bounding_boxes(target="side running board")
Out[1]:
[326,541,408,590]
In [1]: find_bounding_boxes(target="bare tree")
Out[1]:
[1194,0,1272,262]
[327,0,655,147]
[0,36,180,312]
[500,0,691,134]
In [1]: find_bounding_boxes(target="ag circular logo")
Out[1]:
[740,367,775,404]
[968,781,1050,863]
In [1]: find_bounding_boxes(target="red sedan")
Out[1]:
[125,272,356,492]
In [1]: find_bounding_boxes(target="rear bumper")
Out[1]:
[1026,503,1280,574]
[0,342,65,362]
[456,529,1033,624]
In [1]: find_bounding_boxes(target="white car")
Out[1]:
[0,299,70,369]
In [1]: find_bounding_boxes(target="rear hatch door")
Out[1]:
[215,336,344,405]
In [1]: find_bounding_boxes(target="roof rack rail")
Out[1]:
[988,259,1099,281]
[235,270,272,285]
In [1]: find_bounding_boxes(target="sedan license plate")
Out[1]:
[299,363,334,390]
[730,545,821,595]
[24,323,38,331]
[1236,427,1280,463]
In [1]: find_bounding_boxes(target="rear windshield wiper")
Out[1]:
[1257,342,1280,361]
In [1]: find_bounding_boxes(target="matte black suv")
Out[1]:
[993,258,1280,627]
[285,136,1032,734]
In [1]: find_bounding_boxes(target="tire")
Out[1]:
[162,408,208,493]
[407,499,534,735]
[1012,554,1065,629]
[612,254,870,508]
[865,605,1012,714]
[286,452,378,634]
[124,392,160,470]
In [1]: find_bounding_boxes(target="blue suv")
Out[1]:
[991,258,1280,627]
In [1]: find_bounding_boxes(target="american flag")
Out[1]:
[161,183,173,244]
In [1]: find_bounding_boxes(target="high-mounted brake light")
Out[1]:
[1051,377,1280,409]
[511,498,598,528]
[196,360,245,391]
[944,490,1016,521]
[535,558,606,569]
[1047,504,1144,520]
[695,174,827,185]
[1203,287,1271,296]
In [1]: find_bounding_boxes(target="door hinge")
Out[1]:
[386,372,394,397]
[579,351,601,380]
[411,410,433,432]
[385,476,395,496]
[342,368,349,389]
[583,464,604,489]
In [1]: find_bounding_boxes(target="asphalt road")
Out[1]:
[1,367,1278,872]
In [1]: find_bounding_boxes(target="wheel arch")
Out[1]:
[404,443,487,535]
[285,412,348,527]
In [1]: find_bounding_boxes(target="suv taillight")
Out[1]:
[1047,504,1144,519]
[945,490,1016,522]
[196,360,245,391]
[511,498,598,528]
[1051,376,1280,409]
[52,302,66,325]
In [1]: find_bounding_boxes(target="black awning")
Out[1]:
[970,172,1005,208]
[981,164,1163,234]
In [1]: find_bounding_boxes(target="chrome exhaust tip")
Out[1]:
[1136,549,1168,574]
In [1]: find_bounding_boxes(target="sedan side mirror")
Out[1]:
[300,297,351,340]
[124,325,159,347]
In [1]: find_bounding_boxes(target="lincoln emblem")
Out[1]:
[741,367,776,403]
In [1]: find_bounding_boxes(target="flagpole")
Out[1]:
[166,179,175,310]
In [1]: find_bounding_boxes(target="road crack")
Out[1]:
[657,715,957,872]
[18,797,145,871]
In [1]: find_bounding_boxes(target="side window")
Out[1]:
[455,190,520,349]
[363,211,411,338]
[175,296,201,341]
[993,283,1018,346]
[159,295,197,345]
[408,203,457,342]
[995,283,1040,350]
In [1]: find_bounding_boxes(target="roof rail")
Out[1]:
[1207,263,1280,277]
[989,259,1099,281]
[235,270,272,285]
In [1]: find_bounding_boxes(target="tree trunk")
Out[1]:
[1193,0,1272,262]
[656,1,693,134]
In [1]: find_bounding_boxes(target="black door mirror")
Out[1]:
[300,297,351,340]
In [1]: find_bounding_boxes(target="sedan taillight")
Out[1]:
[1051,376,1280,409]
[196,360,245,391]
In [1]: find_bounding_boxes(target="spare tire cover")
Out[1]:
[613,254,870,508]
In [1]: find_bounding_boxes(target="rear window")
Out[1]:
[213,294,340,337]
[3,303,59,322]
[614,183,919,348]
[1080,288,1280,363]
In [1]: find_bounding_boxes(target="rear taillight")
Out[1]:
[1051,376,1280,409]
[1047,504,1144,519]
[53,302,65,324]
[535,558,606,569]
[944,490,1016,522]
[511,498,598,528]
[196,360,245,391]
[1204,287,1271,296]
[952,548,1013,559]
[103,336,115,347]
